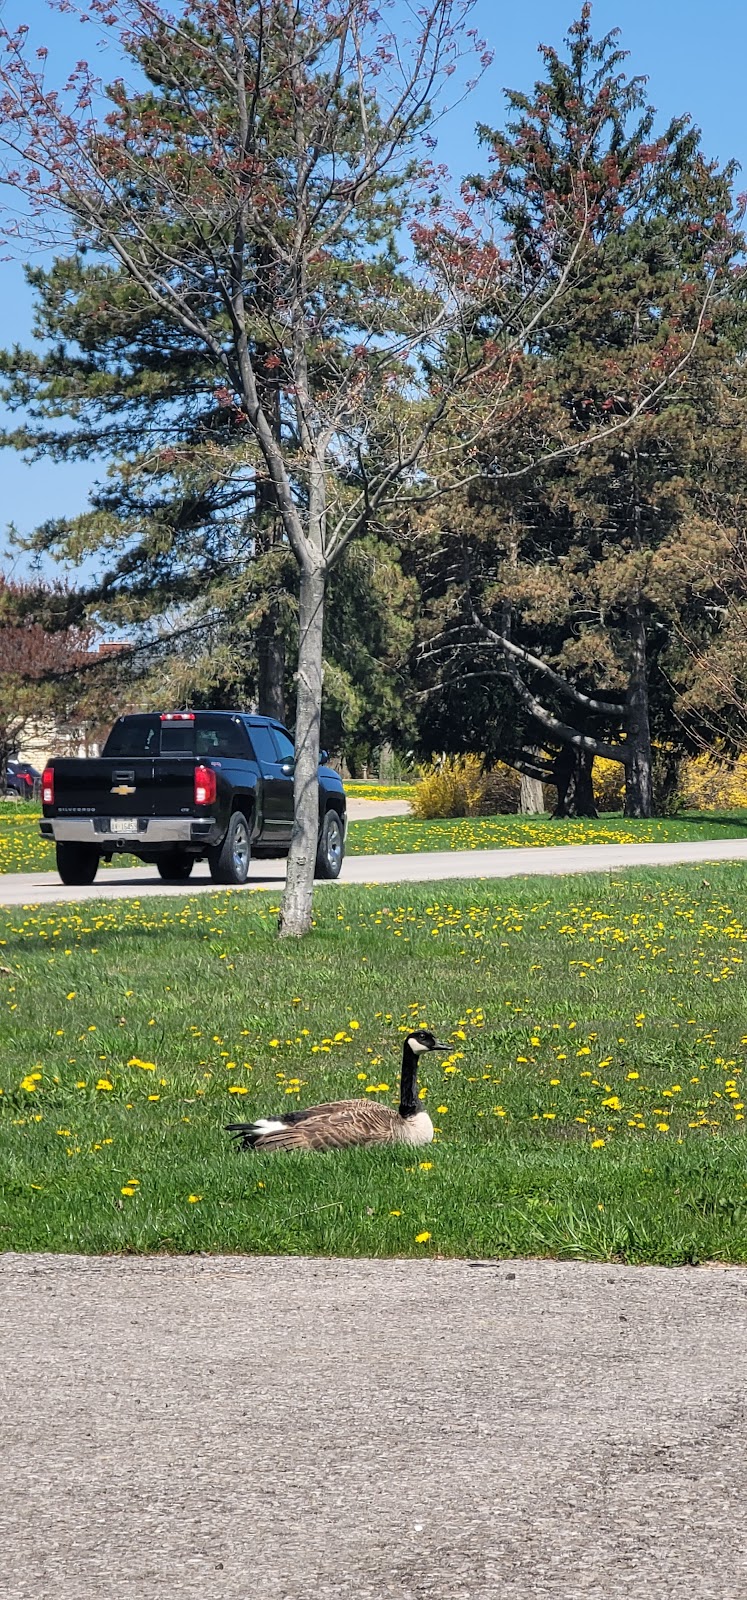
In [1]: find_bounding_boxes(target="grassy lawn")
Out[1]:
[3,801,747,874]
[346,810,747,855]
[2,864,747,1261]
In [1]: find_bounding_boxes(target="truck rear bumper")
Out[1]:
[41,818,218,848]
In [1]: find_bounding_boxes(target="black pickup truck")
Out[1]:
[40,711,346,887]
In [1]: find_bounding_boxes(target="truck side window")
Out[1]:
[246,725,278,765]
[195,717,250,759]
[271,727,296,763]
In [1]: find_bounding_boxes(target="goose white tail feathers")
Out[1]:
[226,1029,449,1153]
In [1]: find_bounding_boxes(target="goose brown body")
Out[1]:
[226,1030,447,1153]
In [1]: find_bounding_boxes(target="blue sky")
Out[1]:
[1,0,745,577]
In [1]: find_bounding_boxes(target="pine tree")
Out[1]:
[413,8,741,815]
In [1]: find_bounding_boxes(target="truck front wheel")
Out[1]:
[315,810,344,880]
[208,812,251,885]
[55,842,100,886]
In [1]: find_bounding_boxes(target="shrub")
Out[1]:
[593,757,625,812]
[411,754,487,819]
[483,762,522,813]
[412,755,523,818]
[679,755,747,811]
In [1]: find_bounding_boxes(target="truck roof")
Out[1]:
[112,710,283,724]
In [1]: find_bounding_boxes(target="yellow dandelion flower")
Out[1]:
[415,1231,431,1243]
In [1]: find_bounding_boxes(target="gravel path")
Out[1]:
[1,1252,746,1600]
[2,833,747,907]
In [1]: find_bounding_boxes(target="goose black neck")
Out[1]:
[398,1041,420,1120]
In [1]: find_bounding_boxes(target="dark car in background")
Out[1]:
[6,761,41,800]
[40,711,346,886]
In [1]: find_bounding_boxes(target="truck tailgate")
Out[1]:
[50,758,196,817]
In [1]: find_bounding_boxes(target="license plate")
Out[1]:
[110,817,138,834]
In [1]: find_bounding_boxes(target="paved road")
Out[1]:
[3,833,747,907]
[1,1252,745,1600]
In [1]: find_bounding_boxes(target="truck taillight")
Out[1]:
[42,767,54,805]
[194,764,216,806]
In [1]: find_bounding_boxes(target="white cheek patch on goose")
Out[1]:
[407,1037,430,1054]
[252,1119,287,1135]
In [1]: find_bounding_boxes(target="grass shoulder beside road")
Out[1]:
[3,800,747,874]
[346,809,747,855]
[2,865,747,1261]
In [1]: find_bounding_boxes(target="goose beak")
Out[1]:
[431,1041,450,1051]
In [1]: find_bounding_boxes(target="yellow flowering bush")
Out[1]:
[593,757,625,812]
[412,755,521,819]
[411,754,487,818]
[679,755,747,811]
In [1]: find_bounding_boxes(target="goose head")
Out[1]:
[404,1029,449,1056]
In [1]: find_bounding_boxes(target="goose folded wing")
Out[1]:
[256,1099,397,1151]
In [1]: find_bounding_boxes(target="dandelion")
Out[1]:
[591,1138,606,1149]
[187,1195,202,1204]
[419,1161,433,1170]
[96,1078,113,1092]
[415,1231,431,1243]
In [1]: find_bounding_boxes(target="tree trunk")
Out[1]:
[279,561,325,938]
[519,772,545,813]
[519,749,545,814]
[623,610,653,818]
[257,612,286,722]
[255,341,286,722]
[552,746,598,818]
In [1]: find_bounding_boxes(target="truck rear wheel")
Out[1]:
[156,853,194,882]
[208,811,251,885]
[315,810,344,880]
[55,842,100,886]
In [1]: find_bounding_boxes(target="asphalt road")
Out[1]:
[1,1252,746,1600]
[3,833,747,907]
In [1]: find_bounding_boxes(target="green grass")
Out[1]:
[3,865,747,1261]
[4,802,747,875]
[346,809,747,855]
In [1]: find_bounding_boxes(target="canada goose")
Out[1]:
[226,1029,449,1152]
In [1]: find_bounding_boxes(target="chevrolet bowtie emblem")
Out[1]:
[111,784,136,796]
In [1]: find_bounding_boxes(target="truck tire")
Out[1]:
[208,811,251,885]
[156,854,194,882]
[55,842,100,886]
[315,809,344,880]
